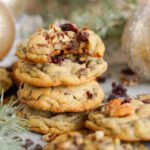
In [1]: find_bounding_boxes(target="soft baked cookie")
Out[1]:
[14,56,107,87]
[18,81,104,112]
[0,68,12,93]
[86,99,150,141]
[16,104,88,135]
[43,131,147,150]
[16,23,105,63]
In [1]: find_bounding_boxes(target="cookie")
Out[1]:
[43,131,147,150]
[16,104,88,135]
[18,81,104,112]
[16,23,105,63]
[86,99,150,141]
[14,56,107,87]
[0,68,12,93]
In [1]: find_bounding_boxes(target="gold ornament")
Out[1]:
[0,2,15,60]
[122,4,150,80]
[0,0,27,19]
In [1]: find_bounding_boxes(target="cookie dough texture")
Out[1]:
[0,68,12,93]
[17,104,88,135]
[16,23,105,63]
[18,81,104,112]
[14,57,107,87]
[43,131,147,150]
[86,100,150,141]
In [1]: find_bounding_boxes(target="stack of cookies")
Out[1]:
[14,23,107,136]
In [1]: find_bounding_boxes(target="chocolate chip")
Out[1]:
[33,144,43,150]
[22,138,34,149]
[76,68,88,78]
[51,56,64,64]
[60,23,78,32]
[77,31,89,42]
[86,91,93,99]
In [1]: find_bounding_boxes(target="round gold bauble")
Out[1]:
[0,0,27,19]
[0,2,15,60]
[122,5,150,80]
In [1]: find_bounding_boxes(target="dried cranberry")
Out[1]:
[77,31,89,42]
[86,91,93,99]
[43,32,49,40]
[121,97,132,104]
[107,82,128,101]
[60,23,78,32]
[51,56,64,64]
[107,93,119,101]
[111,82,127,97]
[96,76,106,83]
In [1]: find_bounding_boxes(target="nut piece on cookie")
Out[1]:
[106,99,135,117]
[16,23,105,63]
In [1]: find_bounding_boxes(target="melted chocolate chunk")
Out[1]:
[77,31,89,42]
[86,91,93,99]
[60,23,78,32]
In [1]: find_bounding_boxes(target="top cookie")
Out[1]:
[86,99,150,142]
[16,23,105,63]
[43,131,147,150]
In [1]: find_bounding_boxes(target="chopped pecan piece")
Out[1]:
[106,99,135,117]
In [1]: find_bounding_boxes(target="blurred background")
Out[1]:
[0,0,150,81]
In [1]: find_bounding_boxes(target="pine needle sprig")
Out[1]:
[0,92,27,150]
